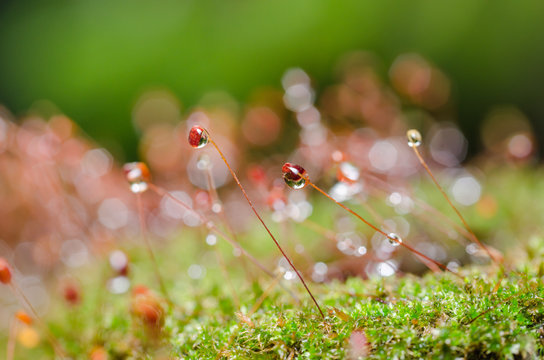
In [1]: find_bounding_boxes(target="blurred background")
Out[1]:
[2,1,544,342]
[0,0,543,160]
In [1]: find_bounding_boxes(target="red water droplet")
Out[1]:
[282,163,309,189]
[188,126,209,148]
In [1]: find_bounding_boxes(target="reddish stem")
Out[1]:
[309,182,461,278]
[147,183,301,303]
[411,146,500,265]
[208,138,324,318]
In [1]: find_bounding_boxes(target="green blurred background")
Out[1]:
[0,0,543,159]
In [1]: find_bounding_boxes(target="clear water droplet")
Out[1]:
[130,182,148,194]
[187,264,205,279]
[282,163,309,189]
[188,126,209,148]
[387,233,402,247]
[211,203,222,213]
[196,153,211,170]
[356,246,367,256]
[107,276,130,294]
[205,234,217,246]
[313,262,328,275]
[406,129,422,147]
[283,270,296,281]
[337,162,360,183]
[376,261,396,277]
[109,250,129,275]
[447,260,460,273]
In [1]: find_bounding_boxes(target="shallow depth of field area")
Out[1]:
[1,2,544,359]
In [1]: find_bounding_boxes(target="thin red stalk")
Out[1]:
[412,146,500,265]
[208,138,324,318]
[205,167,254,282]
[204,167,237,237]
[148,183,271,277]
[147,183,300,303]
[135,193,171,304]
[300,219,357,253]
[361,172,473,242]
[309,182,461,278]
[9,283,66,358]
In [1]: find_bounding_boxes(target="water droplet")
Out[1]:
[187,264,205,279]
[107,276,130,294]
[313,262,328,275]
[388,192,402,206]
[283,270,296,281]
[465,243,478,255]
[447,260,460,273]
[196,153,211,170]
[123,162,150,194]
[312,262,328,282]
[337,162,360,183]
[205,234,217,246]
[109,250,129,276]
[376,261,396,277]
[387,233,402,247]
[188,126,209,148]
[356,246,367,256]
[130,182,148,193]
[282,163,309,189]
[211,203,222,213]
[331,150,346,163]
[406,129,422,147]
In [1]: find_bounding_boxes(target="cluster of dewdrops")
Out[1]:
[119,124,465,283]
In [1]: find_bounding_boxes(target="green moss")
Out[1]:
[2,168,544,359]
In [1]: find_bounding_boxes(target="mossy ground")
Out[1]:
[6,259,544,359]
[2,168,544,359]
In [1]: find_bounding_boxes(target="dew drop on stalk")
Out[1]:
[188,126,209,149]
[123,162,150,194]
[406,129,422,148]
[387,233,402,247]
[282,163,309,189]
